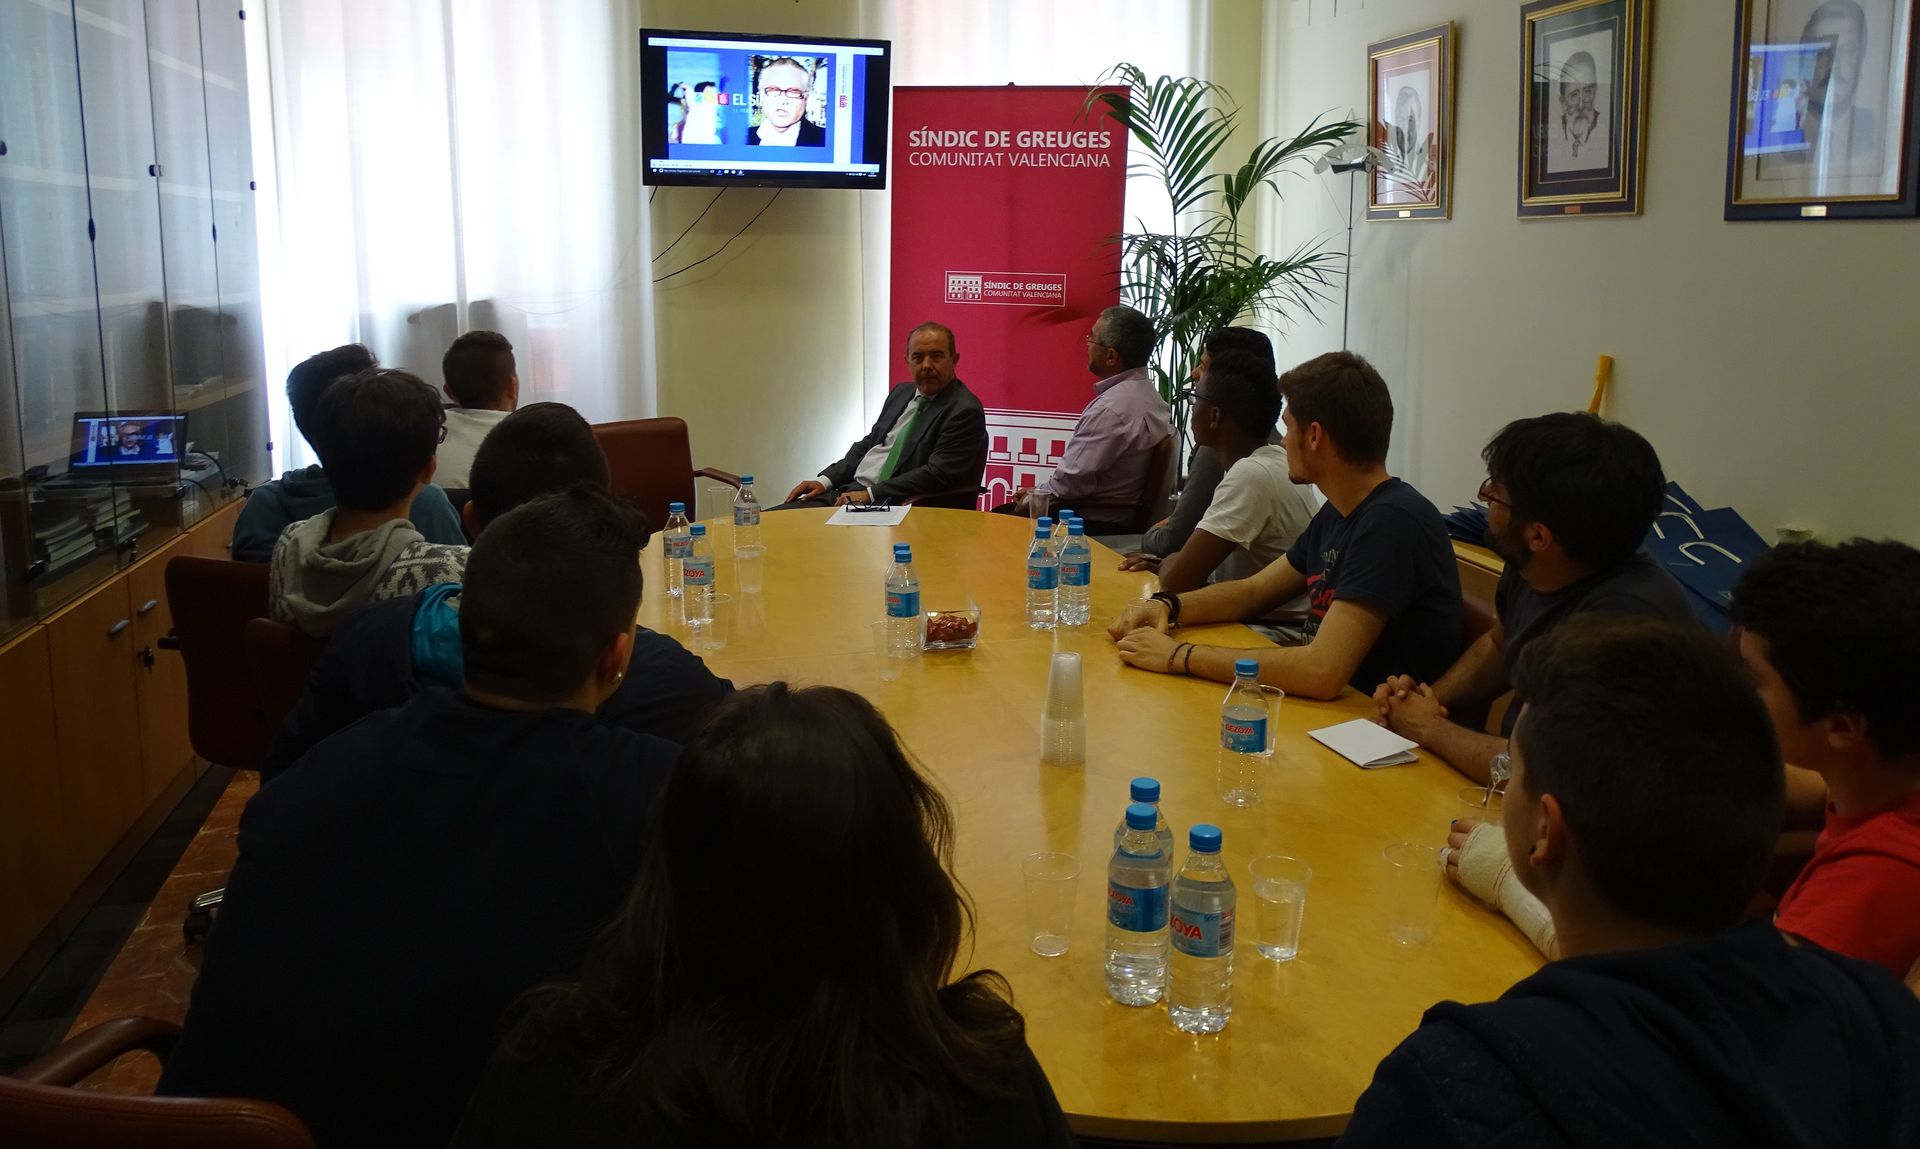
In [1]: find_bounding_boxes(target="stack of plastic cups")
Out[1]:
[1041,650,1087,766]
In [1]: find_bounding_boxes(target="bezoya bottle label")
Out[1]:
[683,559,714,586]
[1170,904,1234,957]
[886,589,921,618]
[1220,713,1267,753]
[666,533,692,559]
[1061,560,1091,587]
[1107,881,1169,932]
[733,505,760,526]
[1027,562,1058,590]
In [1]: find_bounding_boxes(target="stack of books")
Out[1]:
[32,510,99,577]
[89,492,148,546]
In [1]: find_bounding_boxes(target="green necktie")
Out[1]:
[876,395,925,483]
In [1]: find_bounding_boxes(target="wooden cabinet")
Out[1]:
[188,497,242,560]
[0,628,66,974]
[130,536,192,800]
[45,574,145,891]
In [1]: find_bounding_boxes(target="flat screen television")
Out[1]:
[640,28,891,190]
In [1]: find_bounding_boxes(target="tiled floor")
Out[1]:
[0,767,251,1091]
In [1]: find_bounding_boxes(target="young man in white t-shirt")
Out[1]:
[1146,349,1317,593]
[436,330,518,490]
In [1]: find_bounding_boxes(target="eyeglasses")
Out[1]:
[436,422,448,444]
[1475,478,1511,510]
[1176,385,1218,407]
[759,86,807,102]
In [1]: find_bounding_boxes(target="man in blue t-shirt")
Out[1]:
[1374,412,1696,784]
[1108,351,1461,699]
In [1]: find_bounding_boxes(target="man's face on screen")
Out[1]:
[905,329,957,397]
[758,63,810,130]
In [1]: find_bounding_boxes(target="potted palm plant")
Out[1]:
[1086,65,1358,471]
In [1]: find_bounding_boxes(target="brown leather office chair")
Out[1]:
[160,557,276,942]
[591,416,740,530]
[1074,433,1177,533]
[242,619,328,725]
[0,1017,314,1148]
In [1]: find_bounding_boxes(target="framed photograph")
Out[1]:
[1368,23,1456,221]
[1725,0,1919,219]
[1518,0,1652,217]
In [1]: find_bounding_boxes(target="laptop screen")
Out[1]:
[70,412,185,470]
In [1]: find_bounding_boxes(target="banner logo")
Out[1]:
[942,272,1067,308]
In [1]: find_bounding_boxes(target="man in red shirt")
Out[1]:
[1731,539,1920,977]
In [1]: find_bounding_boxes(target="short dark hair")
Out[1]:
[1095,305,1157,370]
[1730,539,1920,758]
[441,330,516,408]
[460,487,647,704]
[287,343,377,443]
[1482,412,1665,570]
[907,321,957,357]
[309,369,443,510]
[1278,351,1394,465]
[1513,615,1783,934]
[467,403,616,531]
[1200,350,1282,441]
[1203,326,1275,366]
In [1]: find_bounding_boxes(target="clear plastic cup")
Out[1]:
[1383,842,1442,946]
[1457,785,1504,827]
[699,592,732,652]
[1248,855,1312,961]
[870,620,904,683]
[1021,851,1079,957]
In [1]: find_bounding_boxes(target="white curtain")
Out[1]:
[253,0,652,471]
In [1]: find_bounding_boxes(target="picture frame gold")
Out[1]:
[1518,0,1652,217]
[1368,23,1456,221]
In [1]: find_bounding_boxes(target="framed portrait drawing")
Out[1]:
[1725,0,1920,219]
[1368,23,1456,221]
[1518,0,1652,217]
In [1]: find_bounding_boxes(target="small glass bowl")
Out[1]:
[922,601,981,650]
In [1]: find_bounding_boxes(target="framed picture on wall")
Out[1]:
[1367,23,1456,221]
[1518,0,1652,217]
[1725,0,1920,219]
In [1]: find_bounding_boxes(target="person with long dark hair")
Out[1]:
[453,683,1077,1149]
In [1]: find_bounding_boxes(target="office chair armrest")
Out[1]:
[693,467,742,489]
[13,1017,182,1087]
[157,629,180,652]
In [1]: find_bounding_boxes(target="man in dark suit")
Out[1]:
[779,321,988,510]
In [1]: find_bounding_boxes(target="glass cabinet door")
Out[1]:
[200,0,268,488]
[0,0,122,613]
[73,0,181,555]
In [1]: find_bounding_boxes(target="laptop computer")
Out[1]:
[67,410,187,483]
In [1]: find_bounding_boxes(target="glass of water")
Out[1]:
[1248,855,1312,961]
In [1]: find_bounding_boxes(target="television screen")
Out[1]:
[69,411,185,470]
[640,28,891,189]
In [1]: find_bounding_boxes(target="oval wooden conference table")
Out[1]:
[634,507,1541,1144]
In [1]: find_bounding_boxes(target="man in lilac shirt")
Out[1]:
[995,305,1171,534]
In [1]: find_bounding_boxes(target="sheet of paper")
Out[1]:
[824,504,912,527]
[1309,718,1421,769]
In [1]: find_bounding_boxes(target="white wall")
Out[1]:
[1262,0,1920,543]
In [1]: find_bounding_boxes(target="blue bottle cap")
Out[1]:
[1125,802,1158,831]
[1130,776,1160,803]
[1234,658,1259,678]
[739,474,754,484]
[893,544,912,561]
[1189,824,1223,853]
[1036,516,1053,531]
[690,523,707,536]
[1058,508,1075,521]
[1034,524,1051,538]
[669,501,686,514]
[1067,519,1085,535]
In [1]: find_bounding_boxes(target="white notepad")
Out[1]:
[824,504,912,527]
[1309,718,1421,769]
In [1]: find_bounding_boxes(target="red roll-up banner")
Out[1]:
[889,86,1128,509]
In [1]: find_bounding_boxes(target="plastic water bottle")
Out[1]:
[731,476,761,550]
[1026,521,1058,630]
[684,523,715,625]
[1106,802,1172,1006]
[1112,777,1176,858]
[885,543,921,652]
[663,501,691,599]
[1058,519,1092,627]
[1053,510,1075,549]
[1218,658,1270,807]
[1169,824,1235,1033]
